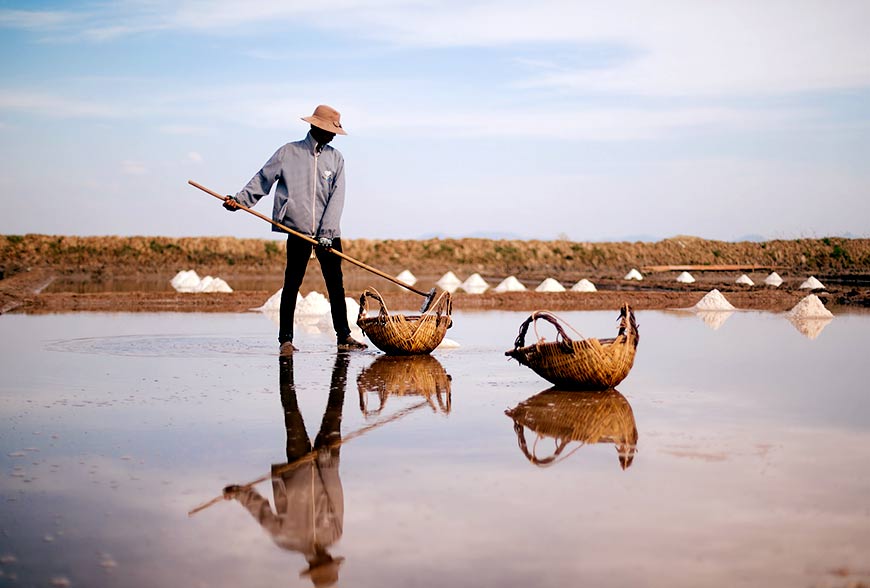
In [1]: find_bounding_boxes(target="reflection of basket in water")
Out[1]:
[357,354,452,416]
[505,388,638,468]
[357,289,452,355]
[505,304,639,390]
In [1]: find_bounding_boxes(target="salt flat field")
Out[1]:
[1,309,869,587]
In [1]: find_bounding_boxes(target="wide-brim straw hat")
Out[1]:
[301,104,347,135]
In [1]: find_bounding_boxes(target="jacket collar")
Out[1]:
[304,132,325,154]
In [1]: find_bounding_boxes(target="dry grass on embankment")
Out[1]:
[1,234,870,313]
[3,234,870,278]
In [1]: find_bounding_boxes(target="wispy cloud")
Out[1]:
[186,151,203,163]
[0,90,135,118]
[6,1,866,96]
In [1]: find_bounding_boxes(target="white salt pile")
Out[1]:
[696,310,733,331]
[297,291,331,316]
[624,268,643,281]
[436,337,461,349]
[396,270,417,286]
[461,273,489,294]
[170,270,201,293]
[676,271,695,284]
[571,279,597,292]
[436,271,462,293]
[193,276,233,293]
[494,276,526,293]
[764,272,783,287]
[799,276,825,290]
[535,278,566,293]
[693,289,735,311]
[254,289,305,312]
[318,296,364,337]
[786,294,834,319]
[735,274,754,286]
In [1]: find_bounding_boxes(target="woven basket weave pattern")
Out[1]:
[357,289,452,355]
[505,304,639,390]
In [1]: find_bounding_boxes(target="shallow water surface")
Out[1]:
[1,309,869,587]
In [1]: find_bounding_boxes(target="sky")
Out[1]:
[1,0,869,242]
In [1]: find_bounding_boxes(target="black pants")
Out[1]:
[278,235,351,343]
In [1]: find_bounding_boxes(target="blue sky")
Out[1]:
[1,0,869,241]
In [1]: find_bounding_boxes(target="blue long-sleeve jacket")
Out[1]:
[234,132,346,239]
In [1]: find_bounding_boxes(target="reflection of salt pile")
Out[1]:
[461,273,489,294]
[693,289,735,311]
[786,293,834,340]
[571,279,597,292]
[787,294,833,319]
[494,276,526,293]
[396,270,417,286]
[624,268,643,281]
[170,269,232,293]
[436,271,462,293]
[800,276,825,290]
[535,278,565,293]
[676,271,695,284]
[788,316,833,340]
[735,274,754,286]
[696,310,734,330]
[764,272,783,287]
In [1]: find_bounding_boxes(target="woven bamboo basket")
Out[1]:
[357,354,451,416]
[357,288,452,355]
[505,303,639,390]
[505,388,638,468]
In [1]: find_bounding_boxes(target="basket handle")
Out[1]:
[358,288,390,325]
[512,421,572,466]
[512,311,574,353]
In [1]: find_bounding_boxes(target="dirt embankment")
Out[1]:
[2,234,869,313]
[3,234,870,278]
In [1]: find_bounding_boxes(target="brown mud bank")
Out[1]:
[2,234,870,313]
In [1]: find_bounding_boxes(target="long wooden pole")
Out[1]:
[188,180,435,304]
[187,399,429,517]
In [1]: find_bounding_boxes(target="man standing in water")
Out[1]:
[224,104,367,354]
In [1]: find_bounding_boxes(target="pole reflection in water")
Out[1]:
[223,354,348,587]
[357,355,452,418]
[505,389,638,469]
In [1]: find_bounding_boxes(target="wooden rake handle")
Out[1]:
[187,180,430,298]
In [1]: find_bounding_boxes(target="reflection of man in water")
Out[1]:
[223,354,347,587]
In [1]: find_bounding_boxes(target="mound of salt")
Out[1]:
[256,289,283,312]
[676,271,695,284]
[436,271,462,293]
[571,279,597,292]
[735,274,754,286]
[396,270,417,286]
[764,272,783,287]
[297,291,331,316]
[193,276,233,293]
[535,278,566,293]
[693,289,735,311]
[799,276,825,290]
[494,276,526,293]
[436,337,461,349]
[461,273,489,294]
[170,270,201,293]
[624,268,643,281]
[787,294,833,319]
[318,297,364,337]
